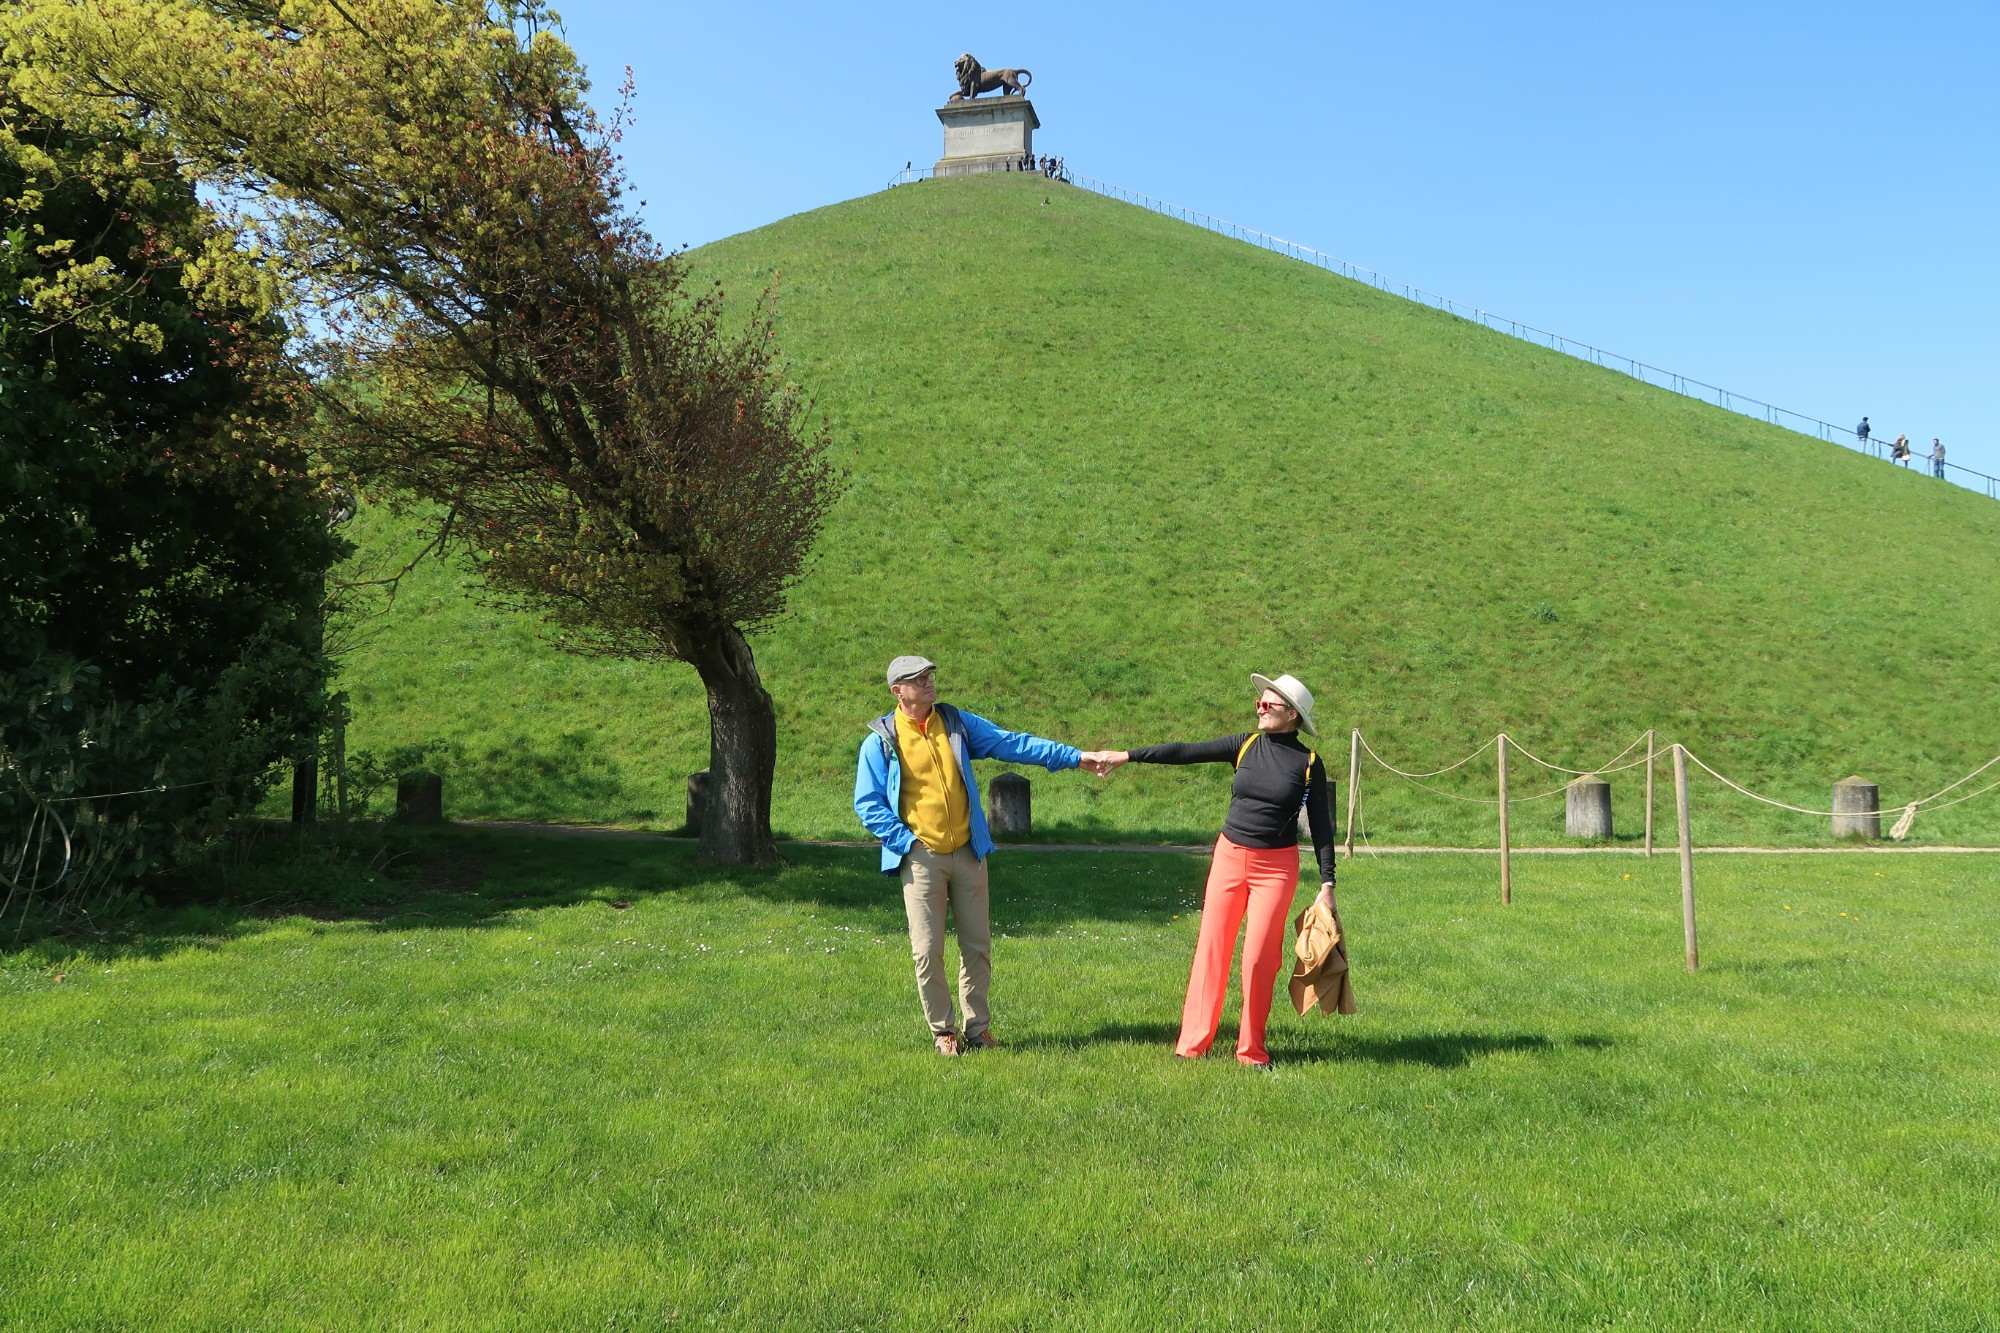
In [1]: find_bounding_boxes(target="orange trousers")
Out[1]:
[1177,834,1300,1065]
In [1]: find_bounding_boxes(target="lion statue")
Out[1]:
[950,53,1032,100]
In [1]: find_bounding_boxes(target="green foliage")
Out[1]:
[0,97,339,924]
[335,176,2000,846]
[2,836,1996,1324]
[334,737,456,817]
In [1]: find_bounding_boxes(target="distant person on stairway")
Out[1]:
[1856,417,1870,448]
[1931,438,1947,478]
[1089,673,1338,1068]
[1892,435,1912,467]
[854,656,1114,1057]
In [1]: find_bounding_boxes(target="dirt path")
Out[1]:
[457,821,2000,855]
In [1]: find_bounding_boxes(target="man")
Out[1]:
[1856,416,1871,448]
[1931,438,1946,479]
[854,655,1107,1055]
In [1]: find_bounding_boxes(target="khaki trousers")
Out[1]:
[900,844,991,1039]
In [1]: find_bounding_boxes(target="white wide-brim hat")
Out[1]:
[1250,672,1318,738]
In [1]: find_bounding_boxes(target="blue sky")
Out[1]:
[551,1,1998,482]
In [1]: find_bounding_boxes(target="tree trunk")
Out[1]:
[688,623,779,865]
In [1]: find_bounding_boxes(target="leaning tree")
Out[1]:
[7,0,843,863]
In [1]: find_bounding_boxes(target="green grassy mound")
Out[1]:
[335,174,2000,844]
[4,836,1996,1325]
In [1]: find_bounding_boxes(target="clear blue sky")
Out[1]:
[551,0,1999,481]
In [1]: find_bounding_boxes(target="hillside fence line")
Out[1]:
[885,166,2000,500]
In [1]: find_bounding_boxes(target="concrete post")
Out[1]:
[989,773,1032,840]
[1565,776,1613,839]
[1831,777,1880,839]
[395,771,443,824]
[686,770,710,835]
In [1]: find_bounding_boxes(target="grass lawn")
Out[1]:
[4,832,1996,1327]
[330,174,2000,848]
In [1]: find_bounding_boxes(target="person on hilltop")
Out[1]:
[1856,416,1871,448]
[1931,438,1947,478]
[854,655,1116,1056]
[1091,672,1338,1067]
[1892,434,1912,467]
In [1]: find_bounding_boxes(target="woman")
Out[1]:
[1099,673,1337,1067]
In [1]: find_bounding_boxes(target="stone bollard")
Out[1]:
[395,770,443,824]
[988,773,1032,841]
[686,770,710,835]
[1565,775,1613,839]
[1831,776,1880,839]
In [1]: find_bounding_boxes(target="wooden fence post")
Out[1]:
[1674,743,1698,972]
[1643,728,1656,858]
[1344,728,1361,858]
[1497,733,1512,906]
[331,691,349,819]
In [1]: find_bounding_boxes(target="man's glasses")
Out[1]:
[1255,699,1292,713]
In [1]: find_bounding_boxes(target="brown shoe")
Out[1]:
[934,1033,961,1056]
[963,1031,998,1050]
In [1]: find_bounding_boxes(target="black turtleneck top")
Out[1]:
[1126,731,1336,885]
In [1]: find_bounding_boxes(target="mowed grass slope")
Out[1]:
[337,174,2000,843]
[3,837,1997,1327]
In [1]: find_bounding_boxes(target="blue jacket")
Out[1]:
[853,703,1081,874]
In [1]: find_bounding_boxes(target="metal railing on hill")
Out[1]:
[885,165,2000,500]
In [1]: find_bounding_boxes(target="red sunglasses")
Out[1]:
[1255,699,1292,713]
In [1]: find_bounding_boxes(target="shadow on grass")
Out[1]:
[446,732,660,825]
[1016,1021,1613,1068]
[4,825,1215,965]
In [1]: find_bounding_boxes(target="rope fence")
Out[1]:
[1343,727,2000,971]
[884,164,2000,500]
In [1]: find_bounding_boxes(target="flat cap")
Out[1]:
[886,654,937,686]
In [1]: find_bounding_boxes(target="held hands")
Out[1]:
[1079,750,1130,776]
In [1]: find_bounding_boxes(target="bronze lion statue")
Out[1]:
[950,53,1032,100]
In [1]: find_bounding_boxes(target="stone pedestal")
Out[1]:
[1831,776,1880,839]
[935,98,1039,177]
[988,772,1032,840]
[395,770,443,824]
[1566,776,1613,839]
[687,770,711,835]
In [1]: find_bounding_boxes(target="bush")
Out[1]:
[0,98,340,928]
